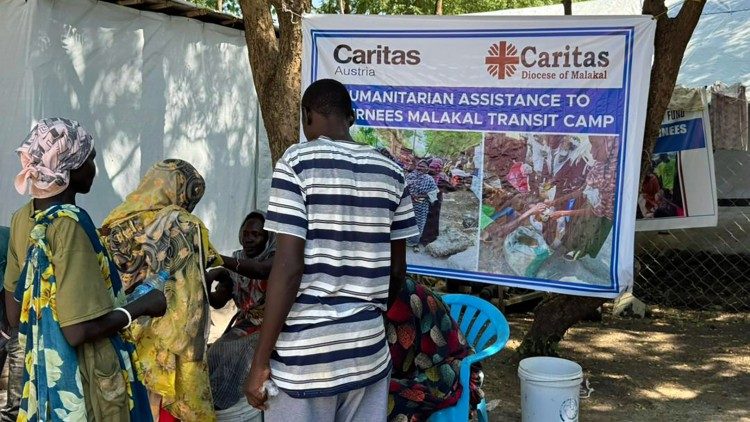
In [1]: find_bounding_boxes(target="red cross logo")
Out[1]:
[485,41,520,80]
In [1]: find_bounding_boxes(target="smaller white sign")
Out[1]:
[636,88,718,231]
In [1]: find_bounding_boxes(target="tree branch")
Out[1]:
[338,0,351,13]
[640,0,706,176]
[562,0,572,15]
[674,0,705,33]
[240,0,311,162]
[239,0,280,81]
[642,0,667,17]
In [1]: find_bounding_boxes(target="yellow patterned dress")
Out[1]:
[101,160,221,421]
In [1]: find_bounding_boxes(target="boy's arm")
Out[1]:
[244,233,305,410]
[388,239,407,309]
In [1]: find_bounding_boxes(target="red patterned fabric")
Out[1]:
[386,280,483,422]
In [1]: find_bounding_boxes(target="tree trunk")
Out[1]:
[639,0,706,175]
[519,0,706,359]
[434,0,443,15]
[338,0,351,14]
[519,295,605,358]
[217,0,223,12]
[562,0,572,15]
[239,0,311,163]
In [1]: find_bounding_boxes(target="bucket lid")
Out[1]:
[518,357,583,382]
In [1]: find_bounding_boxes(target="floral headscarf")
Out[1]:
[103,159,205,225]
[100,159,209,289]
[14,118,94,198]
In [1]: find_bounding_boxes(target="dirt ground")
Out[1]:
[407,188,481,270]
[481,308,750,421]
[2,308,747,421]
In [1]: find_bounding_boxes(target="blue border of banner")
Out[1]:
[309,26,636,295]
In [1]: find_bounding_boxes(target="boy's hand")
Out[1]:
[245,358,272,410]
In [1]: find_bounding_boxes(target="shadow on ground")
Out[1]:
[481,308,750,421]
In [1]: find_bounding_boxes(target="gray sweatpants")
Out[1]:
[264,376,389,422]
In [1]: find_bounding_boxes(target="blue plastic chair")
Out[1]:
[427,294,511,422]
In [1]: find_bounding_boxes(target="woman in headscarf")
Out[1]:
[100,159,222,422]
[204,211,276,420]
[421,158,448,245]
[3,118,164,421]
[406,160,439,247]
[386,279,484,422]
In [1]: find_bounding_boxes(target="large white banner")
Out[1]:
[302,15,655,298]
[636,87,717,231]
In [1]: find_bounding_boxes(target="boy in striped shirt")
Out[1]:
[244,79,419,421]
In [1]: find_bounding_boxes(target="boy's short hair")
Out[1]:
[301,79,354,119]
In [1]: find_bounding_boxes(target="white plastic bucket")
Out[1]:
[518,357,583,422]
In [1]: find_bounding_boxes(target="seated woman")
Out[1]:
[204,211,275,418]
[101,159,222,422]
[4,118,163,421]
[386,279,484,422]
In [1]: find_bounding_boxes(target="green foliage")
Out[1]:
[192,0,241,16]
[224,1,242,16]
[425,131,482,158]
[315,0,567,15]
[192,0,567,19]
[352,126,383,147]
[352,127,480,159]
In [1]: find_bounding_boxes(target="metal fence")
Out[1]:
[634,151,750,312]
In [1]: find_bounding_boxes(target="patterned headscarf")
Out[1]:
[100,159,208,290]
[14,118,94,198]
[102,159,205,228]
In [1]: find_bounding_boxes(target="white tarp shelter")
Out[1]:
[0,0,273,252]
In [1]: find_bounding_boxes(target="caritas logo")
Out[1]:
[485,41,611,81]
[485,41,520,79]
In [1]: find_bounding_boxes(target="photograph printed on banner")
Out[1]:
[478,132,619,285]
[352,126,481,271]
[637,152,684,220]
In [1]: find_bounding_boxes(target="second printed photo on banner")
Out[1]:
[480,133,618,286]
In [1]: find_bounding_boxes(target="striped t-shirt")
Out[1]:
[264,137,418,398]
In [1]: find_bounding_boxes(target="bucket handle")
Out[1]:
[580,377,594,399]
